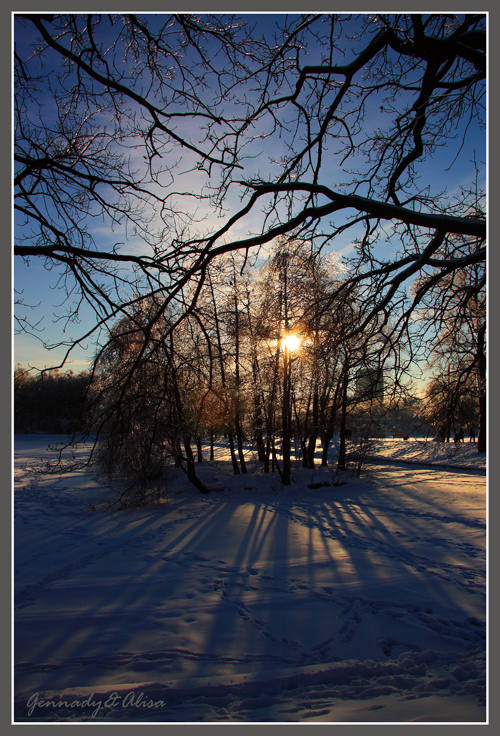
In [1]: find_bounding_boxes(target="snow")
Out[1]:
[366,436,486,472]
[13,435,487,723]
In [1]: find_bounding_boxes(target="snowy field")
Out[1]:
[13,435,487,723]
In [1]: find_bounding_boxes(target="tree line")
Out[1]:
[15,236,483,505]
[14,366,90,434]
[14,14,486,501]
[85,240,394,498]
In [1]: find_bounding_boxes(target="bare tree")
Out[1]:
[85,297,211,503]
[15,14,486,468]
[414,235,486,449]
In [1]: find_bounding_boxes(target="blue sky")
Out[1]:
[14,13,486,372]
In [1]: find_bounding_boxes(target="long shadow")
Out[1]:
[15,495,240,694]
[365,462,486,528]
[315,463,486,606]
[14,449,486,703]
[178,500,289,679]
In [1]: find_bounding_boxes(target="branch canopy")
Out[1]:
[14,12,486,368]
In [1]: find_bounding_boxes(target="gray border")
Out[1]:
[9,2,493,734]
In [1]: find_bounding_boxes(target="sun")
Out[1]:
[282,332,301,352]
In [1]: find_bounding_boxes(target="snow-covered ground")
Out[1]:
[366,436,486,471]
[13,435,487,723]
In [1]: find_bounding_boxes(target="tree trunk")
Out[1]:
[264,422,272,473]
[228,433,240,474]
[337,363,349,472]
[184,436,209,493]
[169,348,207,494]
[173,440,183,467]
[300,392,312,468]
[300,437,307,467]
[321,433,332,466]
[282,344,292,485]
[255,423,266,464]
[235,417,247,473]
[232,276,247,473]
[271,437,282,480]
[321,371,342,466]
[253,375,266,463]
[306,384,319,469]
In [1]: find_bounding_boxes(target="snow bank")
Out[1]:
[13,435,487,723]
[364,437,486,471]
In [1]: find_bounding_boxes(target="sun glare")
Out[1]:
[282,333,301,352]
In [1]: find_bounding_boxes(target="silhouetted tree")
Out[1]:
[15,13,486,472]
